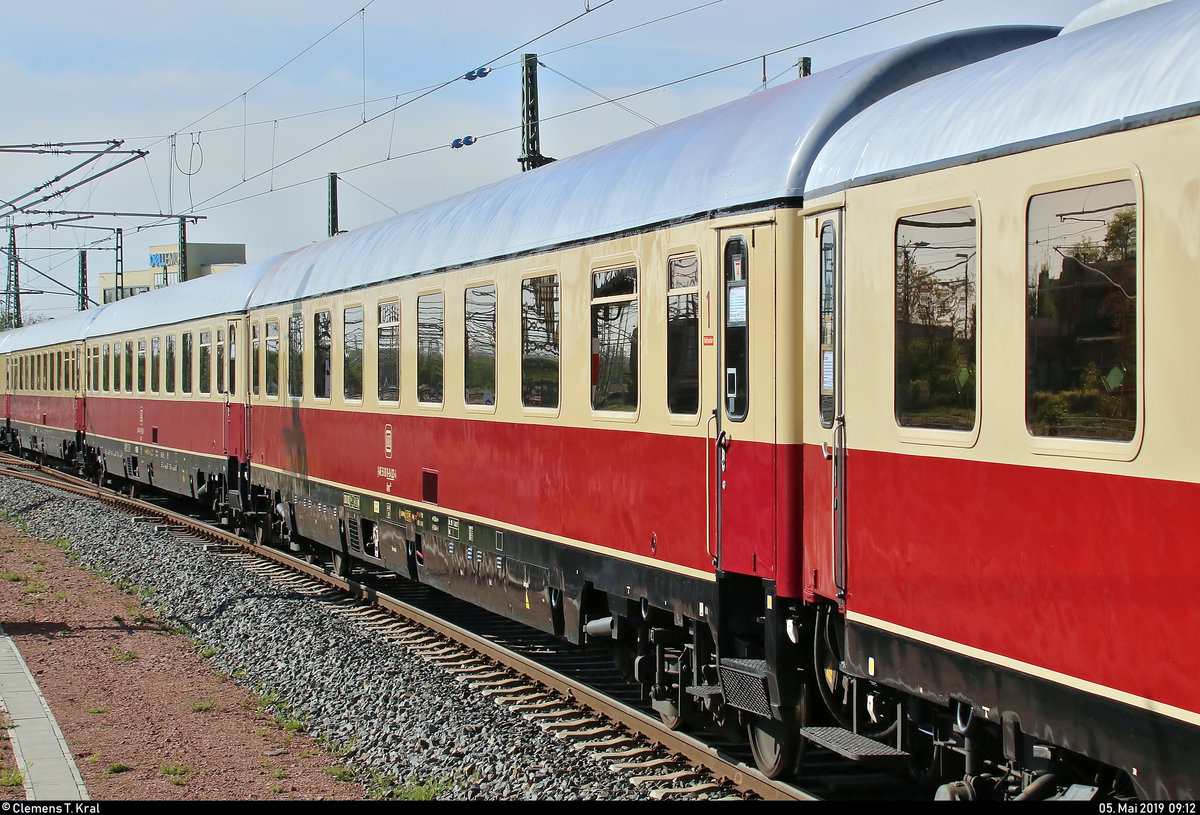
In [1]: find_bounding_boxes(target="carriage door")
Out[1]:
[713,226,773,576]
[804,211,847,604]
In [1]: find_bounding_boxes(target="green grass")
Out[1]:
[189,699,216,713]
[108,763,132,775]
[393,777,452,801]
[198,645,219,659]
[0,571,25,582]
[87,705,110,714]
[0,767,22,787]
[323,766,354,782]
[110,647,138,662]
[160,761,193,785]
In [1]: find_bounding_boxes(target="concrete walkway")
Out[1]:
[0,626,87,800]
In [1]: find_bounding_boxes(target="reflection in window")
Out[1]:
[819,222,837,428]
[182,333,193,393]
[521,275,559,408]
[314,311,332,399]
[591,266,638,411]
[124,341,133,393]
[265,321,279,398]
[465,284,496,405]
[288,315,303,399]
[199,331,212,395]
[151,337,160,394]
[344,306,363,401]
[723,241,748,420]
[377,302,400,402]
[102,345,111,392]
[166,335,176,393]
[216,329,226,394]
[1027,180,1137,440]
[895,206,977,430]
[667,255,699,415]
[417,293,444,404]
[251,324,260,397]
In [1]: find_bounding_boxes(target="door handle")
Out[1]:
[822,441,833,460]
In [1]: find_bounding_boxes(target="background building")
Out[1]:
[100,242,246,303]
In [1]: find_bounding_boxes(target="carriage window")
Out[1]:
[591,266,638,411]
[288,315,303,399]
[90,348,98,392]
[819,221,837,428]
[1027,180,1137,441]
[344,306,363,401]
[377,302,400,402]
[182,332,193,394]
[521,274,559,408]
[251,323,260,397]
[417,293,444,404]
[199,331,212,395]
[724,239,748,421]
[314,310,331,399]
[895,206,977,431]
[669,254,700,415]
[265,320,279,398]
[165,335,176,393]
[228,322,237,395]
[150,337,160,394]
[216,329,226,394]
[102,345,110,392]
[465,284,496,406]
[124,341,133,393]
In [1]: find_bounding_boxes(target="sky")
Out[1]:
[0,0,1105,320]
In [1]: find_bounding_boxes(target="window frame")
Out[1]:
[589,262,640,418]
[520,272,561,414]
[1023,169,1144,461]
[892,198,983,449]
[464,282,497,410]
[343,305,364,403]
[416,290,445,407]
[376,299,401,404]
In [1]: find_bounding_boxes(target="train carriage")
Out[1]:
[0,308,101,463]
[81,263,270,506]
[799,0,1200,798]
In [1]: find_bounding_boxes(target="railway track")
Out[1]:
[0,454,824,802]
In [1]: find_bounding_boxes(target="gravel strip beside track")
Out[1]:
[0,478,675,801]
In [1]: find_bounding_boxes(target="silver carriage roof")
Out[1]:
[247,25,1055,309]
[804,0,1200,198]
[82,258,281,340]
[0,305,109,353]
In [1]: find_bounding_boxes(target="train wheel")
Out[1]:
[814,606,854,729]
[747,711,802,780]
[253,520,272,547]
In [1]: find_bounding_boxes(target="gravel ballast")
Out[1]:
[0,479,688,800]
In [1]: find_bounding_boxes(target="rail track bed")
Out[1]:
[0,455,918,801]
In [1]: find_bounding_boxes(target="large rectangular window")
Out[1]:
[723,240,749,421]
[199,330,212,395]
[265,321,279,398]
[102,345,110,392]
[417,293,444,404]
[1026,180,1137,440]
[377,302,400,402]
[895,205,977,431]
[667,254,699,415]
[288,315,303,399]
[591,266,638,411]
[464,284,496,405]
[182,332,193,393]
[165,335,176,393]
[314,310,331,399]
[344,306,363,401]
[521,274,559,408]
